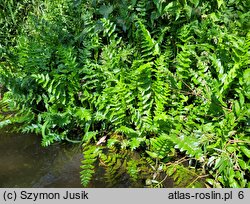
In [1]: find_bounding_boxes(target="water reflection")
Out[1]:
[0,129,149,188]
[0,130,82,187]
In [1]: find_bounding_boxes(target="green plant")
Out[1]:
[1,0,249,188]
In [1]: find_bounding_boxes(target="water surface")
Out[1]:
[0,129,172,188]
[0,130,82,187]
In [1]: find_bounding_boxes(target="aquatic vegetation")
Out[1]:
[0,0,249,187]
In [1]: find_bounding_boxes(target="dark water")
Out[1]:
[0,130,83,187]
[0,129,142,188]
[0,129,174,188]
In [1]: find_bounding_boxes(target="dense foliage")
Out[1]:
[0,0,249,187]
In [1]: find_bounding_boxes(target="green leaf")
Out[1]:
[184,5,192,18]
[107,139,119,148]
[238,159,247,170]
[190,0,199,7]
[164,2,174,12]
[0,120,12,128]
[75,108,92,121]
[217,0,224,8]
[240,146,250,158]
[146,150,158,159]
[169,133,203,160]
[226,146,235,154]
[233,100,241,117]
[98,5,113,18]
[83,131,97,143]
[129,137,145,150]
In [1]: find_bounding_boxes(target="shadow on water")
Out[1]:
[0,129,83,187]
[0,128,174,188]
[0,128,146,188]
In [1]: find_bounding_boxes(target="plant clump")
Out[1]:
[0,0,249,187]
